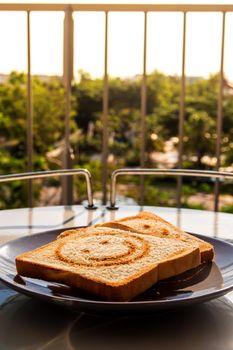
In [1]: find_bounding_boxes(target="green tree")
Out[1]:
[184,111,216,168]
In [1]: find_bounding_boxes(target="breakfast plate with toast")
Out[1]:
[0,212,233,313]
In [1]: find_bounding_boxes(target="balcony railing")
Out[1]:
[0,3,232,210]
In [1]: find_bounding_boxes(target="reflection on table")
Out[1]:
[1,284,233,350]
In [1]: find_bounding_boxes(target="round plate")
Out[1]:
[0,228,233,314]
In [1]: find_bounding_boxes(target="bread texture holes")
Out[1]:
[81,249,90,254]
[101,240,109,245]
[162,228,169,235]
[143,224,150,229]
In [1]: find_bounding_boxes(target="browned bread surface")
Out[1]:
[96,212,214,263]
[16,226,200,301]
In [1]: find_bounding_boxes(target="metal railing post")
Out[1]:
[214,11,226,212]
[27,10,33,207]
[62,6,74,205]
[102,11,109,205]
[177,11,186,209]
[140,11,147,206]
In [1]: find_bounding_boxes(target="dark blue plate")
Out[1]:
[0,228,232,314]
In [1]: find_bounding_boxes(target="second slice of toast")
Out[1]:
[96,212,214,263]
[16,226,200,301]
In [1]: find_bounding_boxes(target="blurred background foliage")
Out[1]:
[0,70,232,211]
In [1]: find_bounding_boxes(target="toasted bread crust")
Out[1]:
[97,212,214,263]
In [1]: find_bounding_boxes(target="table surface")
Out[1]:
[0,205,233,350]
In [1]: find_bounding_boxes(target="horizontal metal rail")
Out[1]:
[0,169,96,209]
[108,168,233,209]
[0,4,233,12]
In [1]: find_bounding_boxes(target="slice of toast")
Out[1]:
[16,226,200,301]
[96,212,214,263]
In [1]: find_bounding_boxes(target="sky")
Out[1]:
[0,1,233,80]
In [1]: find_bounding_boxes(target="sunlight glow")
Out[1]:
[0,2,233,80]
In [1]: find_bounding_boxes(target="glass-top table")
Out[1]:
[0,205,233,349]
